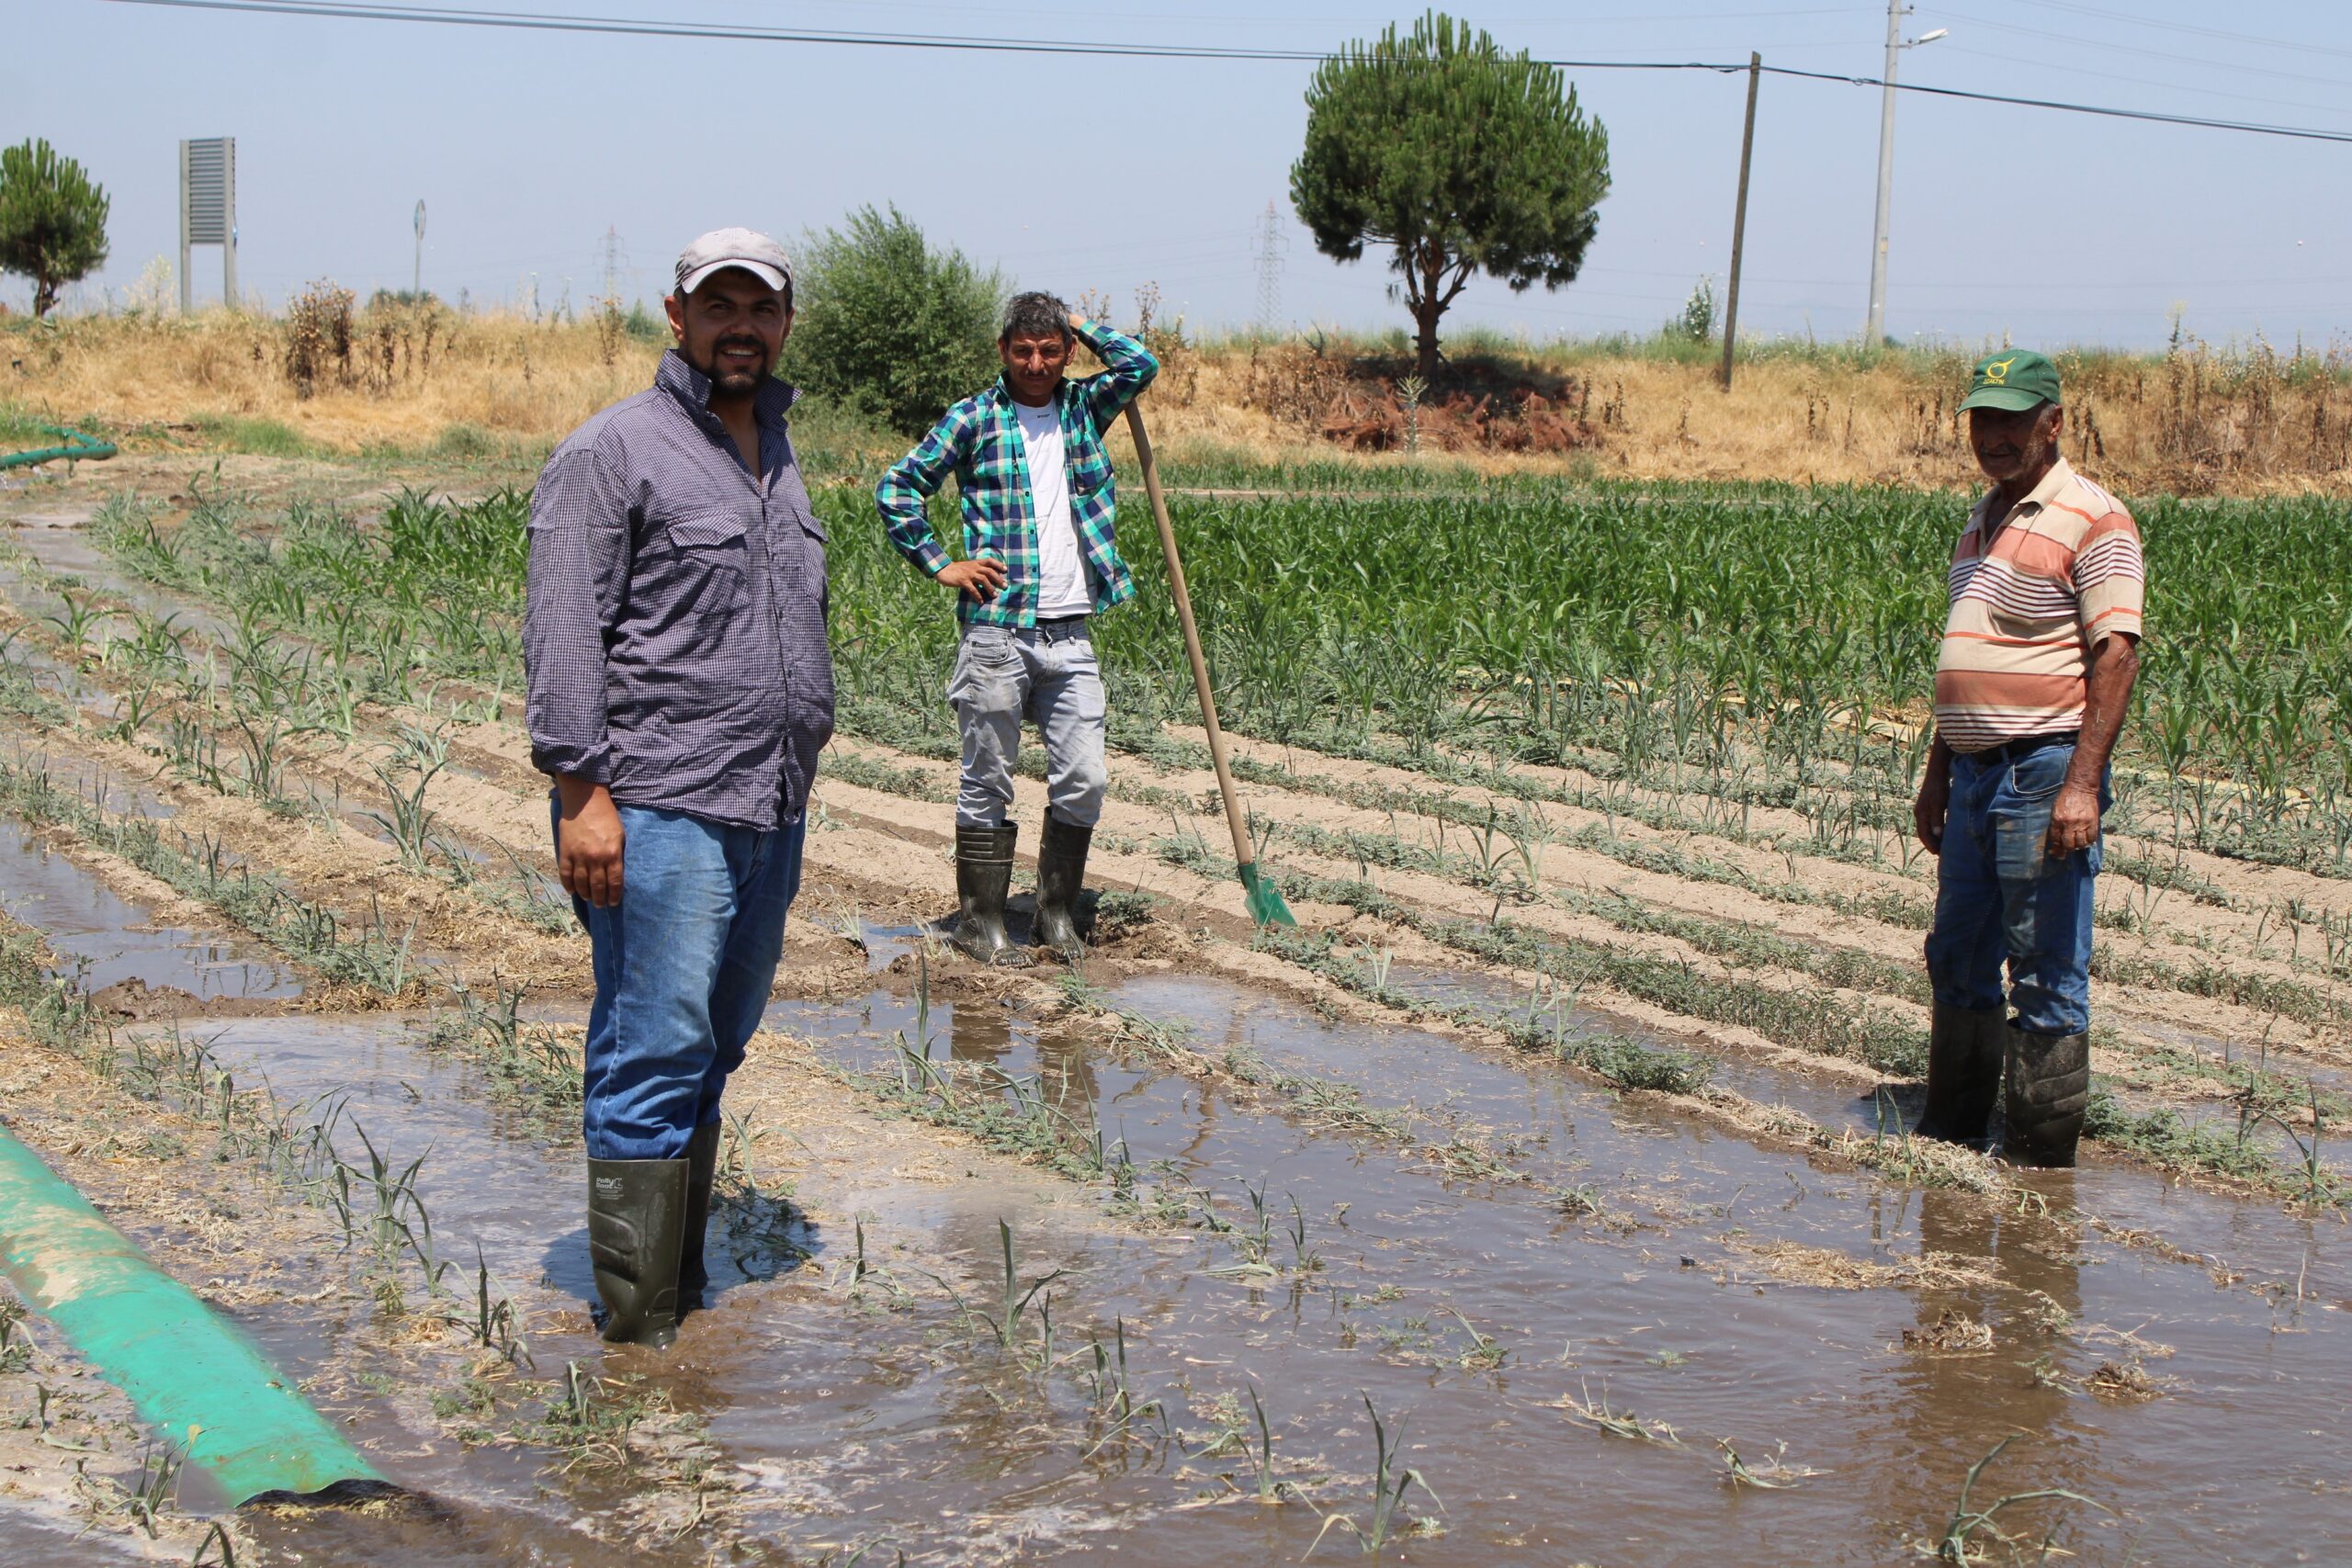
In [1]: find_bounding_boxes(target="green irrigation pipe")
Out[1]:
[0,423,117,471]
[0,1122,385,1505]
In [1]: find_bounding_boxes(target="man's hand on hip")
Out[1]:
[938,557,1007,601]
[2045,781,2101,859]
[556,776,625,908]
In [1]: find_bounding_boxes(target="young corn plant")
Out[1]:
[831,1213,910,1303]
[1210,1179,1281,1280]
[336,1119,449,1304]
[467,1243,532,1370]
[1284,1193,1323,1273]
[934,1220,1065,1362]
[1243,1383,1285,1502]
[1917,1436,2102,1563]
[116,1436,191,1540]
[888,954,956,1104]
[1309,1393,1441,1556]
[1079,1317,1170,1459]
[365,723,454,870]
[1442,1305,1507,1371]
[708,1111,810,1282]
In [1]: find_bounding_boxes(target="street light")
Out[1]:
[1863,4,1946,344]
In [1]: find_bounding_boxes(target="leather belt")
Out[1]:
[1986,730,2078,764]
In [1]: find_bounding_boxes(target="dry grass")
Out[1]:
[6,309,2348,494]
[1736,1240,1999,1292]
[1900,1308,1996,1356]
[4,308,653,457]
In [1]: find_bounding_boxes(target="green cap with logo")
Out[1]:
[1958,349,2062,413]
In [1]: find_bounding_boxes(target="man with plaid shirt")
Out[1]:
[876,292,1158,963]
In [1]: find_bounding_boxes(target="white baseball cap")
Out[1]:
[673,228,793,298]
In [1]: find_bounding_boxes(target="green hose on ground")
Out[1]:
[0,1123,387,1505]
[0,423,117,471]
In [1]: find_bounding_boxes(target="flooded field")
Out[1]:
[0,463,2346,1564]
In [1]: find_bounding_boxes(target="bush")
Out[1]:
[621,300,667,344]
[1676,275,1715,344]
[432,422,498,458]
[775,204,1004,437]
[189,413,307,457]
[285,279,355,397]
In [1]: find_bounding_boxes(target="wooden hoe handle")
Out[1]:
[1122,400,1258,873]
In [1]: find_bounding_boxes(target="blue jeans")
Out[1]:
[1924,740,2105,1037]
[553,799,805,1161]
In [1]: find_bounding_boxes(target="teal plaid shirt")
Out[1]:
[875,320,1159,627]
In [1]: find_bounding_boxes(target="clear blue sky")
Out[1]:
[6,0,2347,350]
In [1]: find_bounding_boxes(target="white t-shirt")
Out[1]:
[1013,398,1091,617]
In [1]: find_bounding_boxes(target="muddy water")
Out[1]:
[5,836,2349,1562]
[1381,954,1896,1135]
[0,818,294,1000]
[6,519,237,644]
[761,967,2352,1566]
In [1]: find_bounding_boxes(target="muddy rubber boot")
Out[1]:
[951,823,1025,966]
[2003,1026,2091,1168]
[1031,816,1093,961]
[1913,1002,2006,1146]
[678,1121,722,1312]
[586,1156,689,1348]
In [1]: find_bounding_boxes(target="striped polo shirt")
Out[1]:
[1933,457,2145,754]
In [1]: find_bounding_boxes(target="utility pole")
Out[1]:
[1719,52,1761,391]
[1863,2,1946,345]
[413,199,426,299]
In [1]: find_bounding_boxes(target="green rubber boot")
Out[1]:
[2004,1026,2091,1168]
[1913,1002,2006,1146]
[1032,815,1093,961]
[679,1121,722,1311]
[952,823,1026,966]
[586,1156,688,1348]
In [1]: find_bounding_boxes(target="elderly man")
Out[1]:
[525,229,833,1346]
[1912,350,2143,1167]
[875,292,1157,964]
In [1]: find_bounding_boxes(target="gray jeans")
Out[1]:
[947,620,1108,829]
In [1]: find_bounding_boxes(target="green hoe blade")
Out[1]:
[1238,862,1297,928]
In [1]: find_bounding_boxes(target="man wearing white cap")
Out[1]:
[525,229,834,1347]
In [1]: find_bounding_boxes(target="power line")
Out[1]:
[97,0,2352,146]
[1939,7,2352,94]
[1999,0,2352,64]
[1755,62,2352,145]
[1933,43,2352,124]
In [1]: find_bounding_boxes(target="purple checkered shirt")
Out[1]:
[524,350,834,830]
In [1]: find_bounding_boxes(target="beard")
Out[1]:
[704,333,771,392]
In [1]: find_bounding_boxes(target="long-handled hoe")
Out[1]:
[1122,401,1295,929]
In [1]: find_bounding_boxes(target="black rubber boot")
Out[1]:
[678,1121,722,1311]
[586,1156,688,1348]
[2004,1025,2091,1168]
[952,823,1025,966]
[1913,1002,2006,1145]
[1032,816,1093,960]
